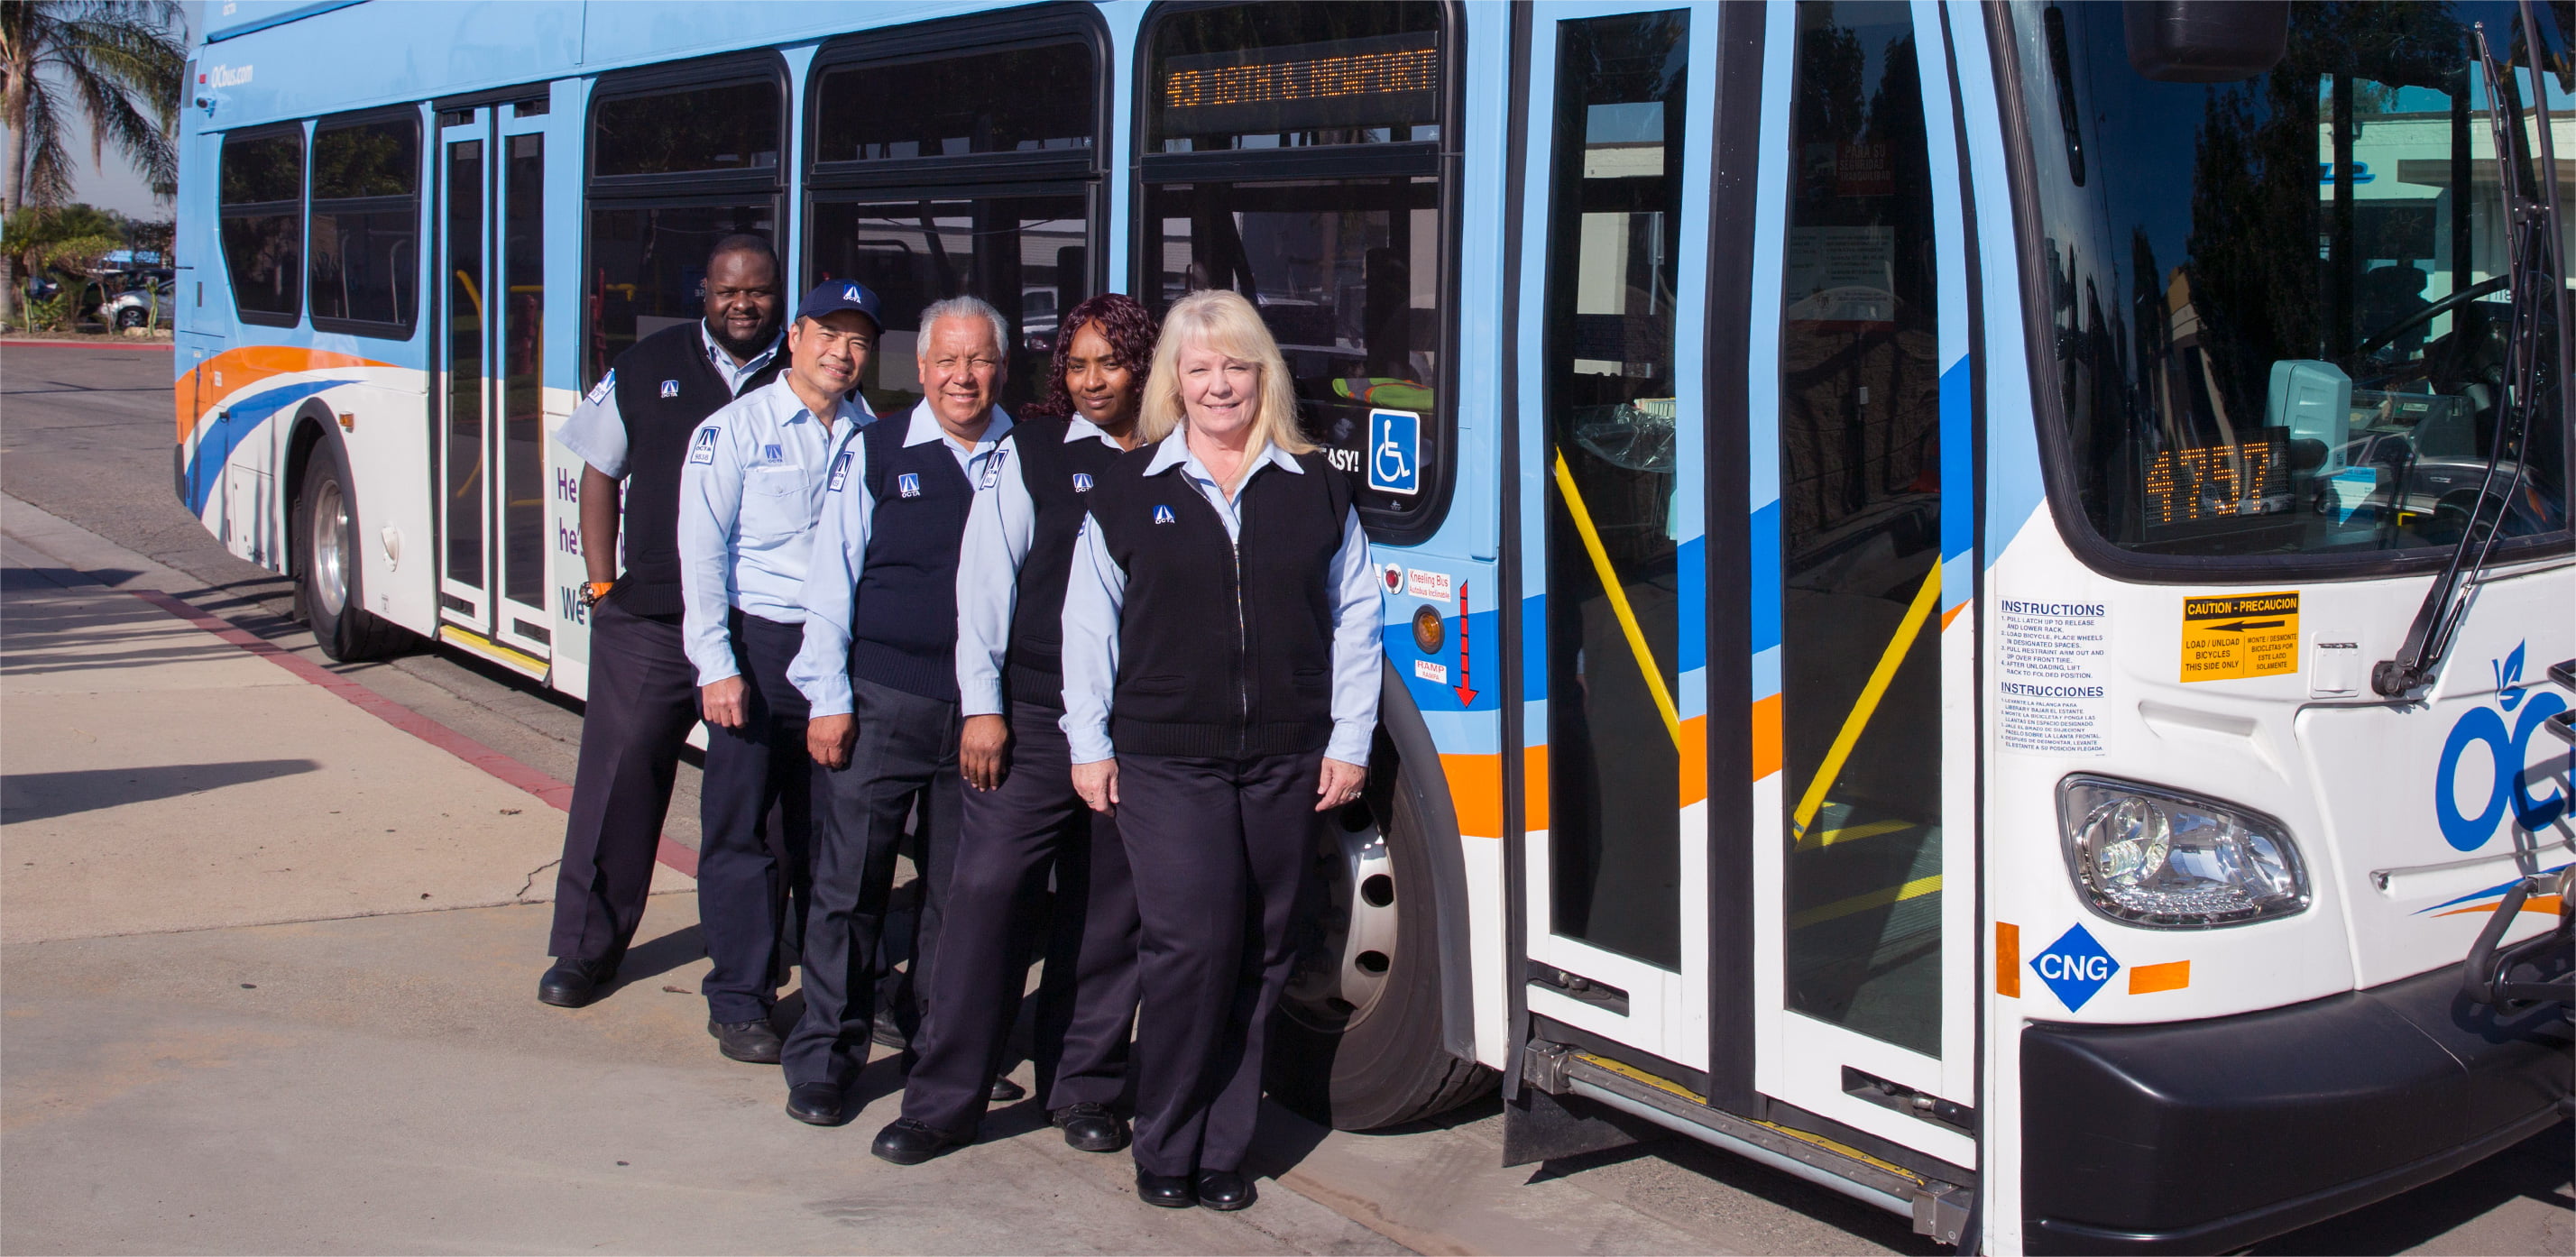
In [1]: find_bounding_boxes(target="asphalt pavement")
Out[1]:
[2,341,2566,1255]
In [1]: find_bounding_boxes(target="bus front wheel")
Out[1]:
[292,439,406,662]
[1269,741,1495,1130]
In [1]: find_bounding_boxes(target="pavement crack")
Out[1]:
[517,858,561,900]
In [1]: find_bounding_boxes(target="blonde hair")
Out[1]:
[1139,290,1311,482]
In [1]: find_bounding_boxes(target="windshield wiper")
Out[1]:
[2373,15,2567,698]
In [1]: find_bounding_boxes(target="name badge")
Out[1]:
[826,450,852,492]
[897,472,922,499]
[688,427,719,464]
[980,446,1009,490]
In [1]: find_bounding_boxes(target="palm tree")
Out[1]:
[1,0,186,325]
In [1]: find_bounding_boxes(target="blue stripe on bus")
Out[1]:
[183,380,354,514]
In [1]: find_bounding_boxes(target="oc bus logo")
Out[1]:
[2434,643,2568,851]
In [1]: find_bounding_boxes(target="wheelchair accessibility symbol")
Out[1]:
[1368,408,1420,496]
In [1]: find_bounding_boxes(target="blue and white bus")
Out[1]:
[172,2,2571,1250]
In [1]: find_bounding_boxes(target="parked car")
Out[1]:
[97,273,174,329]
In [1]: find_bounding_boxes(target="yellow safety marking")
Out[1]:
[1577,1051,1706,1102]
[1790,563,1942,838]
[1794,818,1915,850]
[1552,450,1680,747]
[1747,1116,1927,1186]
[1571,1052,1927,1186]
[438,624,547,676]
[1789,873,1944,930]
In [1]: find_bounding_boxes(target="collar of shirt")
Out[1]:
[1063,413,1132,449]
[1142,425,1303,483]
[902,399,1015,456]
[700,321,784,385]
[746,375,867,435]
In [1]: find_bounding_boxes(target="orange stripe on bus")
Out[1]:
[1752,693,1783,780]
[1436,746,1550,838]
[1995,922,2020,997]
[1941,601,1966,630]
[2128,960,2191,994]
[177,345,391,442]
[2435,894,2562,919]
[1679,714,1707,807]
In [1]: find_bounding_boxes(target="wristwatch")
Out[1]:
[579,581,614,608]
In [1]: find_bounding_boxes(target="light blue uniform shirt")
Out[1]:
[556,323,782,478]
[1059,428,1383,766]
[788,401,1017,719]
[676,376,869,686]
[954,415,1129,719]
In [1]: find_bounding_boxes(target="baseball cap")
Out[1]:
[796,280,883,329]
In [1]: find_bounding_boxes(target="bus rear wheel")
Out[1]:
[292,440,407,662]
[1269,744,1495,1130]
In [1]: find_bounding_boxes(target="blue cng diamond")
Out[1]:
[2029,923,2121,1011]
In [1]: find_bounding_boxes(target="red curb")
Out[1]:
[0,338,174,351]
[124,589,699,879]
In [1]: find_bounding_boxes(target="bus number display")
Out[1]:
[2142,437,2285,528]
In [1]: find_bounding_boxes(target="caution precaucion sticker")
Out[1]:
[2180,592,2300,682]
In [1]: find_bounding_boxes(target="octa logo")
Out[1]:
[2433,642,2567,851]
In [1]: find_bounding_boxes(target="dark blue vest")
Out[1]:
[849,416,976,703]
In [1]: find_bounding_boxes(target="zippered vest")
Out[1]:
[609,324,784,616]
[849,415,976,703]
[1002,417,1128,710]
[1084,447,1354,757]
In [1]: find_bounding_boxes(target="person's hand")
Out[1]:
[1072,758,1119,813]
[700,675,749,729]
[1315,757,1368,812]
[960,713,1011,792]
[808,712,858,769]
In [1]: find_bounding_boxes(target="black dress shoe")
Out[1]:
[1051,1102,1128,1153]
[785,1082,843,1126]
[1195,1169,1254,1211]
[871,1117,968,1166]
[538,957,617,1008]
[1135,1169,1195,1208]
[871,1009,908,1051]
[708,1018,783,1064]
[988,1076,1026,1103]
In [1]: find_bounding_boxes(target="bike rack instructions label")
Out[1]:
[2179,592,2299,683]
[1999,598,2110,757]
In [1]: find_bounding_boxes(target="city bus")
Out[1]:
[171,1,2571,1251]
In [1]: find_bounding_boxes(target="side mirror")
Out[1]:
[2124,1,2288,83]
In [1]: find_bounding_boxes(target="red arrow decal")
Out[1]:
[1452,581,1478,706]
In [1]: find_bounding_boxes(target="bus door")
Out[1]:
[435,101,552,671]
[1517,1,1722,1078]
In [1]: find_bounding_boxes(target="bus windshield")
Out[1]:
[2006,1,2571,569]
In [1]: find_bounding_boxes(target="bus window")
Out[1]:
[308,113,419,334]
[805,17,1104,417]
[1140,2,1454,530]
[584,56,786,383]
[221,126,305,326]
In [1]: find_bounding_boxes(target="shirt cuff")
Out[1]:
[804,679,854,720]
[959,677,1007,720]
[1324,721,1375,767]
[1063,719,1116,765]
[685,640,740,688]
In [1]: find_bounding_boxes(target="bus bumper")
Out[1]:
[2019,957,2572,1255]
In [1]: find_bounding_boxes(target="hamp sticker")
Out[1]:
[688,427,720,464]
[2029,923,2121,1011]
[1367,408,1420,495]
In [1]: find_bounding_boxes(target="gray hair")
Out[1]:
[916,296,1010,361]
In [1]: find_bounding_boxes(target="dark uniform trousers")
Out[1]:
[547,598,698,964]
[783,675,962,1089]
[900,701,1140,1136]
[698,610,821,1024]
[1118,748,1325,1177]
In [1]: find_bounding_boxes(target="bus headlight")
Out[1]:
[2057,776,2309,928]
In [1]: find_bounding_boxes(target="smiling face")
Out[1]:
[918,313,1004,434]
[701,249,783,360]
[787,309,876,399]
[1175,340,1261,443]
[1061,320,1139,433]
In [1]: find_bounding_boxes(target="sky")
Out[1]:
[39,3,194,219]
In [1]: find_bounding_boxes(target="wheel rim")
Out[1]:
[309,475,350,618]
[1282,802,1401,1033]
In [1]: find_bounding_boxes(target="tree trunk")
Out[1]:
[2,67,26,326]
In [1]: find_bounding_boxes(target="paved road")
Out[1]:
[3,342,2567,1254]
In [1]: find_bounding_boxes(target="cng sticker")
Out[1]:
[2029,923,2121,1011]
[2179,592,2300,682]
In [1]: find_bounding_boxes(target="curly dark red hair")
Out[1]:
[1022,292,1157,420]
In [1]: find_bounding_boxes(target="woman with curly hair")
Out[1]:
[869,292,1159,1166]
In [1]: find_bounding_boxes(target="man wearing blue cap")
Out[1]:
[780,296,1017,1129]
[676,278,882,1064]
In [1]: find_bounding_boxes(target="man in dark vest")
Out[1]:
[538,234,785,1012]
[780,297,1015,1128]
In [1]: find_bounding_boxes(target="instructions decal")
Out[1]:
[1998,598,2111,757]
[2180,592,2299,682]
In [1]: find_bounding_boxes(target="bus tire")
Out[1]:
[292,437,407,662]
[1269,739,1496,1130]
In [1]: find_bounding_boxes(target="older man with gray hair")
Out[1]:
[779,297,1017,1127]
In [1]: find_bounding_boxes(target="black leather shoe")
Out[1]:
[785,1082,843,1126]
[708,1018,783,1064]
[1052,1102,1128,1153]
[1135,1169,1195,1208]
[1195,1169,1254,1211]
[538,957,617,1008]
[871,1117,968,1166]
[988,1076,1026,1103]
[871,1009,908,1051]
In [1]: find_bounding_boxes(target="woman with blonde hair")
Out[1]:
[1060,289,1383,1211]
